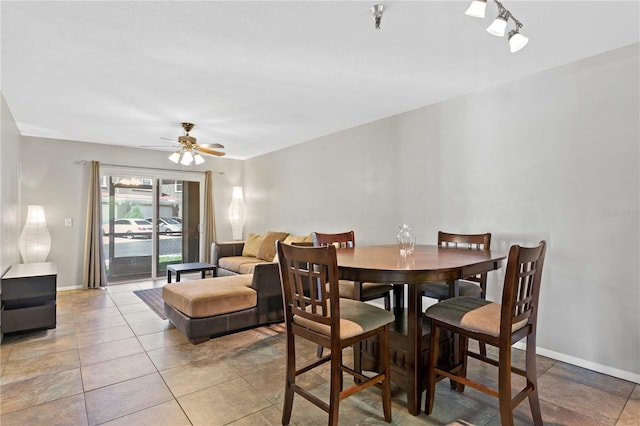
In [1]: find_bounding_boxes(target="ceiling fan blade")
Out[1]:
[160,137,176,142]
[199,143,224,149]
[198,146,225,157]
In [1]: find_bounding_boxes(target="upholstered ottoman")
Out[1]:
[163,275,259,344]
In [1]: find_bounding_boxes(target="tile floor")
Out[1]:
[1,277,638,425]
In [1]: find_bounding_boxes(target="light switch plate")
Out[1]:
[65,218,73,227]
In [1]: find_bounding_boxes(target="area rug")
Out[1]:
[133,288,167,320]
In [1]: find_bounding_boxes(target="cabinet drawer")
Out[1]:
[2,303,56,333]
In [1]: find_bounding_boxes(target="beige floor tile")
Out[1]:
[109,292,144,306]
[227,404,291,425]
[73,313,128,333]
[546,361,636,398]
[116,301,151,314]
[617,385,640,426]
[129,318,172,336]
[178,377,271,425]
[136,328,190,351]
[6,333,77,361]
[0,393,88,426]
[0,368,83,414]
[147,340,216,371]
[105,282,145,293]
[0,348,79,385]
[537,370,629,424]
[219,341,286,376]
[74,306,122,322]
[101,399,192,426]
[76,324,135,348]
[123,309,164,324]
[84,373,173,425]
[78,336,145,366]
[160,355,239,397]
[81,352,157,391]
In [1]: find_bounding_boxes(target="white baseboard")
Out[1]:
[513,341,640,384]
[57,285,84,291]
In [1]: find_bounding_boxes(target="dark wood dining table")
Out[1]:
[335,244,505,415]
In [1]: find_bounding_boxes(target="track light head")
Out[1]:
[371,4,385,30]
[508,28,529,53]
[465,0,487,18]
[486,9,510,37]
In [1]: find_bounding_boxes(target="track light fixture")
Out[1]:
[371,4,384,30]
[465,0,528,53]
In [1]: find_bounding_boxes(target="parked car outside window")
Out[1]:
[102,218,153,239]
[145,217,182,234]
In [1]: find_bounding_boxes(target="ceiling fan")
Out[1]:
[161,122,225,165]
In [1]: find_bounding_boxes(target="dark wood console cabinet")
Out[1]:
[1,262,57,336]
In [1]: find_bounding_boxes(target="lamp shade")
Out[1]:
[486,16,508,36]
[509,31,529,52]
[169,151,181,163]
[19,205,51,263]
[465,0,487,18]
[228,187,246,240]
[180,150,194,165]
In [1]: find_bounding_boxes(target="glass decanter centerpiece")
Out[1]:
[397,224,415,256]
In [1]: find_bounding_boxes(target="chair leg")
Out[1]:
[328,348,342,426]
[526,334,543,426]
[479,341,487,357]
[425,322,440,414]
[456,335,469,393]
[380,325,392,422]
[498,343,515,426]
[384,293,391,310]
[282,333,296,425]
[316,344,324,358]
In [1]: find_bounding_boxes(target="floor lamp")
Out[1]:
[229,187,246,241]
[19,205,51,263]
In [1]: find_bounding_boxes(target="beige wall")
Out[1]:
[17,137,243,289]
[0,93,22,276]
[244,44,640,380]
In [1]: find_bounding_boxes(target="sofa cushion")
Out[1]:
[163,275,255,318]
[273,234,314,262]
[242,233,266,257]
[257,231,290,261]
[219,256,268,274]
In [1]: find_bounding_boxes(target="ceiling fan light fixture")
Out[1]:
[193,152,205,165]
[370,4,385,30]
[465,0,487,18]
[180,150,194,165]
[169,151,181,164]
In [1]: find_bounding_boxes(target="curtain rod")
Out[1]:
[77,160,224,174]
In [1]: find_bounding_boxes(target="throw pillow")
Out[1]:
[273,234,313,262]
[242,233,266,257]
[257,231,290,261]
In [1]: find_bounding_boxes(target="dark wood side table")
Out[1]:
[1,262,57,338]
[167,262,217,283]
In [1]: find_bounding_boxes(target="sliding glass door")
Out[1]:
[100,167,203,284]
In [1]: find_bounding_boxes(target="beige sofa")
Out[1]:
[163,231,311,344]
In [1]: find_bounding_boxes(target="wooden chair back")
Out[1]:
[501,240,547,337]
[312,231,355,249]
[438,231,491,297]
[277,242,340,332]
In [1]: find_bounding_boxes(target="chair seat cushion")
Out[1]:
[425,296,527,337]
[163,275,255,318]
[332,281,393,300]
[295,299,395,340]
[422,280,482,299]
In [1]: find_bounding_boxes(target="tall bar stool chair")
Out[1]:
[424,241,547,426]
[276,241,394,426]
[312,231,393,309]
[423,231,492,356]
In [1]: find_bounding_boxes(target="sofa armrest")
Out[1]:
[251,262,284,323]
[211,241,245,266]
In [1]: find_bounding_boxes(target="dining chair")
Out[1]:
[423,231,492,356]
[424,240,547,426]
[312,231,393,309]
[276,241,394,426]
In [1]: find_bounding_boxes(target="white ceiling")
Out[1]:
[2,1,638,160]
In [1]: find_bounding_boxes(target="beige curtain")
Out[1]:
[82,161,106,288]
[203,170,217,263]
